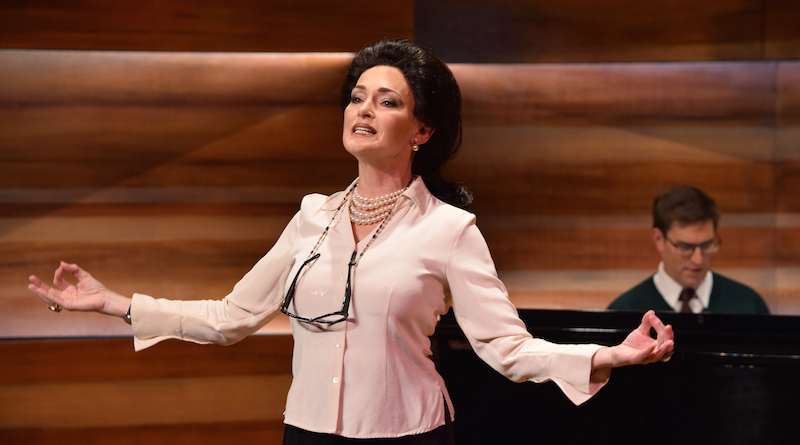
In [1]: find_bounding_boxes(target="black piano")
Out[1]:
[432,310,800,445]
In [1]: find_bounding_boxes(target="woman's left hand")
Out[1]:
[592,310,674,372]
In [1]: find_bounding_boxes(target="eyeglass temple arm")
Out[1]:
[341,251,358,310]
[281,253,321,311]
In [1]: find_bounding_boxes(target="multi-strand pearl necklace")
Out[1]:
[303,178,413,270]
[349,181,411,225]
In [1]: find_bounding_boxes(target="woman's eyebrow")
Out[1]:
[352,85,400,96]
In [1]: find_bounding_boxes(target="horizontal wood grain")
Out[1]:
[2,0,797,63]
[777,61,800,125]
[0,336,293,440]
[0,374,292,428]
[0,50,358,192]
[776,62,800,167]
[0,0,413,52]
[776,225,800,264]
[765,0,800,59]
[0,421,285,445]
[0,336,293,385]
[452,161,775,217]
[458,123,776,166]
[0,51,351,105]
[418,0,770,62]
[0,216,293,243]
[0,202,302,218]
[776,161,800,212]
[452,62,778,125]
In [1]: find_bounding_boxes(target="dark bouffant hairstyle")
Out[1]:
[340,39,472,209]
[653,185,719,234]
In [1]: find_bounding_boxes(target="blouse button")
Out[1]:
[335,343,341,348]
[333,377,340,384]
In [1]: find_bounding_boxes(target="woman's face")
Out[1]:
[342,65,431,169]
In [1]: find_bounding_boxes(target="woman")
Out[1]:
[28,39,674,444]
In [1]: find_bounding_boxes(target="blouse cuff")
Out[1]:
[131,293,187,351]
[544,343,608,405]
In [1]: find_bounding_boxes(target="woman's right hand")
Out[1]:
[28,261,130,317]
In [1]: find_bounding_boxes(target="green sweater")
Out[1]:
[608,272,769,314]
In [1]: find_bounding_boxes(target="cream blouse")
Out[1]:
[130,178,606,439]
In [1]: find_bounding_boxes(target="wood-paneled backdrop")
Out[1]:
[1,1,798,444]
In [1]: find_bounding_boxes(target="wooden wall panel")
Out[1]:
[453,161,775,217]
[774,60,800,316]
[0,0,414,52]
[0,51,357,193]
[417,0,777,63]
[0,421,286,445]
[776,63,800,214]
[0,337,293,385]
[765,0,800,59]
[450,62,779,216]
[3,0,798,61]
[454,62,777,125]
[0,337,292,444]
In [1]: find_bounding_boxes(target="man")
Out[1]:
[608,185,769,314]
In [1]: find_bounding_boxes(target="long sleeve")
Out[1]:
[131,210,302,351]
[446,220,606,405]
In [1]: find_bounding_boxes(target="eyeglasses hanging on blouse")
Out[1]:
[280,251,356,325]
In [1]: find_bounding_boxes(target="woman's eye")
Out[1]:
[382,100,396,107]
[350,96,362,104]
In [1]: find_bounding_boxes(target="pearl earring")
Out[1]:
[412,138,419,152]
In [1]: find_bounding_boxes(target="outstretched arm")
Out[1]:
[590,310,674,382]
[28,261,131,320]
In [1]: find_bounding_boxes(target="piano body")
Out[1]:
[432,310,799,445]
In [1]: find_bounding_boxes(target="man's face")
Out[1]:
[653,219,716,289]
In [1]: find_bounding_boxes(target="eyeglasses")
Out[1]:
[280,251,357,325]
[665,235,721,258]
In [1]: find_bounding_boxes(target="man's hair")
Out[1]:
[653,185,719,234]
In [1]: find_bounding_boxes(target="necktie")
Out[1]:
[679,287,696,313]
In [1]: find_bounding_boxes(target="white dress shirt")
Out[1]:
[653,261,712,313]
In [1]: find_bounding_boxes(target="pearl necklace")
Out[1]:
[305,179,412,268]
[349,180,411,225]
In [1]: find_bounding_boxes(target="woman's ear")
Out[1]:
[415,125,435,145]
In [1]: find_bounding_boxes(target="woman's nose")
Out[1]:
[358,100,374,118]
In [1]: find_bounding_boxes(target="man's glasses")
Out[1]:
[665,235,721,258]
[280,251,357,325]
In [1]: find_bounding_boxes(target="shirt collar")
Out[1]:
[401,175,432,214]
[653,262,713,312]
[320,176,432,214]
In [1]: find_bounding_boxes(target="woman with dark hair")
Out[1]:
[28,39,673,445]
[339,39,470,209]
